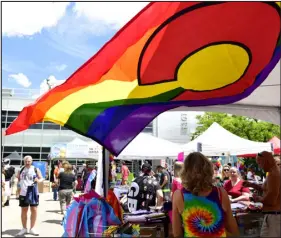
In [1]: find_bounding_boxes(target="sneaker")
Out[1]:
[29,228,39,236]
[16,228,28,236]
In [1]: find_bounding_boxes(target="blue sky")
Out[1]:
[2,2,148,96]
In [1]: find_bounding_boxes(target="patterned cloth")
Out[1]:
[181,187,226,237]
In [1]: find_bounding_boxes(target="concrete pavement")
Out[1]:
[2,192,64,237]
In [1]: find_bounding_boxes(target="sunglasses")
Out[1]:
[257,152,263,157]
[224,169,230,172]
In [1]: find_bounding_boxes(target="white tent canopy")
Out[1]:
[117,132,181,160]
[3,151,22,161]
[172,62,280,125]
[181,122,272,156]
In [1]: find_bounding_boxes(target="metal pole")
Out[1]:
[102,147,109,197]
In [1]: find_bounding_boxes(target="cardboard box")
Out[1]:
[38,181,50,193]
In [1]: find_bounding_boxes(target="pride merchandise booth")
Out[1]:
[4,2,280,237]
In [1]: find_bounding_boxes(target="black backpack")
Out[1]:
[4,166,15,180]
[127,175,157,211]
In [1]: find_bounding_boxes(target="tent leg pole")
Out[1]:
[102,147,109,197]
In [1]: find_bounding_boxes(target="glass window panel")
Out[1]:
[61,126,69,130]
[41,153,50,159]
[29,124,43,129]
[4,146,22,153]
[41,147,50,153]
[7,116,17,123]
[2,122,6,129]
[23,147,41,153]
[1,110,7,116]
[43,123,60,130]
[7,111,19,116]
[142,127,153,133]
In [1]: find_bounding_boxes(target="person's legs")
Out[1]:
[267,214,280,237]
[260,215,269,237]
[65,190,73,207]
[30,206,37,229]
[21,207,29,228]
[53,187,58,201]
[16,205,29,236]
[58,190,66,215]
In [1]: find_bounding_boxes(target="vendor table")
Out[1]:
[124,212,170,238]
[233,211,264,237]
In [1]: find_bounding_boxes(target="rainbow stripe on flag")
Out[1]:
[5,2,281,156]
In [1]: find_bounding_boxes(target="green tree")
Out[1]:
[191,112,280,142]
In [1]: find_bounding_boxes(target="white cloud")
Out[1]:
[32,75,65,99]
[8,73,32,88]
[40,75,65,92]
[56,64,67,72]
[2,2,70,37]
[73,2,149,30]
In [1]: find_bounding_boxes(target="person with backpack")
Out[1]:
[127,163,163,212]
[16,155,43,237]
[3,158,15,207]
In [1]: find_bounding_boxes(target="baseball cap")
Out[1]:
[142,163,152,173]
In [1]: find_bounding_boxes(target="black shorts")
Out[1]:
[19,195,39,207]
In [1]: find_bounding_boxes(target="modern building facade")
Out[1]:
[1,88,199,166]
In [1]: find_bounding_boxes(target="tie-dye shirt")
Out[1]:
[181,187,226,237]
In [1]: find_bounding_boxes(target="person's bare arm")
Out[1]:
[220,187,239,236]
[230,192,250,203]
[259,173,280,206]
[243,181,263,192]
[172,190,183,238]
[156,189,163,206]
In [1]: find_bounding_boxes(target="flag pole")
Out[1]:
[102,147,109,197]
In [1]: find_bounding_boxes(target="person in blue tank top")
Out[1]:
[172,152,239,237]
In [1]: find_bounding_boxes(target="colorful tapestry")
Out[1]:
[5,2,281,156]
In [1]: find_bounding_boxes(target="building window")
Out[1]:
[22,152,40,160]
[29,123,43,129]
[41,147,50,153]
[43,122,60,130]
[3,146,22,153]
[142,122,153,133]
[61,126,69,130]
[23,147,41,153]
[7,111,19,117]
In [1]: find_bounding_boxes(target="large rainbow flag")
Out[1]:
[5,2,281,156]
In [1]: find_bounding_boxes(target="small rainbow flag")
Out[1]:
[5,2,281,156]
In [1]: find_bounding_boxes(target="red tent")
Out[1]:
[269,136,280,155]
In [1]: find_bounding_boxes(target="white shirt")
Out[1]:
[19,166,37,196]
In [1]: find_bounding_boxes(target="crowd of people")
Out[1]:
[124,152,280,237]
[1,151,280,237]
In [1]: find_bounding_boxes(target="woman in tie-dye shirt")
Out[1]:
[172,152,239,237]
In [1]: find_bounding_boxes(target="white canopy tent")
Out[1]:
[117,132,182,160]
[181,122,272,156]
[172,62,280,125]
[3,151,22,161]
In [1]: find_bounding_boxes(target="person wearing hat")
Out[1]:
[127,163,163,212]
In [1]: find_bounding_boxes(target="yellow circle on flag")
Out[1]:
[177,43,250,91]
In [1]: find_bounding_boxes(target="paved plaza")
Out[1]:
[2,193,64,237]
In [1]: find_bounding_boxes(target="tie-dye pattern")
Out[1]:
[181,187,226,237]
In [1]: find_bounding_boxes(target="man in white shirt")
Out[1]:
[16,156,42,237]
